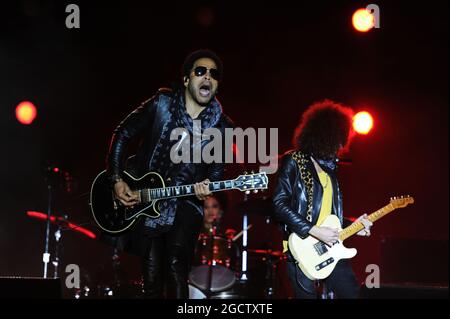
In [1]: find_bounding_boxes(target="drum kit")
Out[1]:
[187,197,285,299]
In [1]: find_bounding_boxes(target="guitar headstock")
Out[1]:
[390,195,414,208]
[234,172,269,194]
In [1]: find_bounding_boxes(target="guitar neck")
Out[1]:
[138,180,236,202]
[339,203,397,241]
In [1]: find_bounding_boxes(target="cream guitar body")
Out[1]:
[289,215,356,280]
[288,196,414,280]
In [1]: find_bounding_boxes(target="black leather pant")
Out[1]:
[142,202,202,299]
[286,251,360,299]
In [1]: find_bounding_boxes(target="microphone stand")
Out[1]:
[43,170,54,278]
[51,213,70,279]
[52,217,62,279]
[42,164,74,279]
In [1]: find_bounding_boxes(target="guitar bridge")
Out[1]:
[315,257,334,271]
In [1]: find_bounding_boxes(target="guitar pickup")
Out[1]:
[315,258,334,271]
[313,242,329,255]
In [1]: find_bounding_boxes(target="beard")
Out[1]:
[187,82,216,106]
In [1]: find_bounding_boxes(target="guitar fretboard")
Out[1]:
[138,180,236,203]
[339,203,396,241]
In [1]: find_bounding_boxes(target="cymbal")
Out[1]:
[247,249,283,257]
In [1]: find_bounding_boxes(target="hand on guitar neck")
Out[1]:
[193,179,212,200]
[355,213,373,237]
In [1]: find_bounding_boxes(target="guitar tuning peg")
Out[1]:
[245,190,250,195]
[243,171,248,175]
[253,189,258,194]
[251,170,255,174]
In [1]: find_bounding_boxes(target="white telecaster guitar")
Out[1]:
[288,196,414,280]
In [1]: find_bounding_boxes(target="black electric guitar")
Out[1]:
[89,170,268,233]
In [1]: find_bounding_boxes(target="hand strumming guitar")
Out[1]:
[114,179,139,207]
[309,226,339,246]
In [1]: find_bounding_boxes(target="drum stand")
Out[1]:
[112,247,121,295]
[239,194,249,282]
[205,221,217,298]
[263,254,278,298]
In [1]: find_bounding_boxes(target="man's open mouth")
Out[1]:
[199,84,211,97]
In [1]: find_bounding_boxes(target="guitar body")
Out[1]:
[90,170,165,233]
[288,215,357,280]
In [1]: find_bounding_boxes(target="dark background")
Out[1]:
[0,0,448,297]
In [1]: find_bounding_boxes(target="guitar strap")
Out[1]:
[290,150,323,293]
[290,150,314,222]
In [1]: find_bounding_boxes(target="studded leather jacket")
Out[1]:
[272,151,345,240]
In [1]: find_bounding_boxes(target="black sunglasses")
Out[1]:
[193,66,220,80]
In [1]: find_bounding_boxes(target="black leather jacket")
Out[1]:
[106,88,234,186]
[272,151,344,240]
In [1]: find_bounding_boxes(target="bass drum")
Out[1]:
[210,287,243,299]
[189,265,236,292]
[188,284,243,299]
[190,235,239,292]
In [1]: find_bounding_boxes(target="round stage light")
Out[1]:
[353,111,374,135]
[352,8,375,32]
[16,101,37,125]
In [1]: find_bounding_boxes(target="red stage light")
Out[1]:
[53,167,60,173]
[16,101,37,125]
[352,8,375,32]
[353,111,374,135]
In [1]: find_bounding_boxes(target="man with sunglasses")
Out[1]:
[104,49,233,298]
